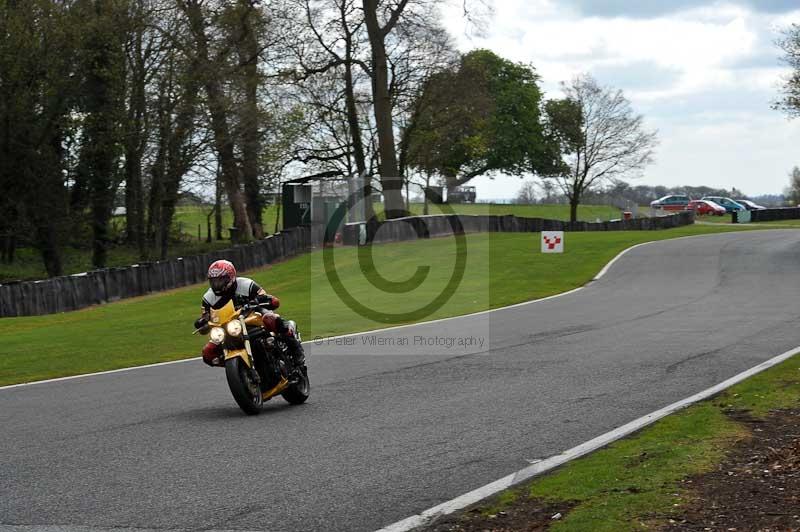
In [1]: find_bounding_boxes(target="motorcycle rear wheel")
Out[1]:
[226,357,263,415]
[282,367,310,405]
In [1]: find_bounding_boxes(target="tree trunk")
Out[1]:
[363,0,405,219]
[274,197,281,234]
[182,0,252,243]
[215,168,223,240]
[343,49,374,222]
[82,1,123,269]
[33,131,68,277]
[123,147,144,253]
[5,235,16,265]
[123,27,147,257]
[147,87,169,257]
[569,196,579,223]
[159,65,198,260]
[237,3,263,239]
[35,220,62,278]
[423,173,430,216]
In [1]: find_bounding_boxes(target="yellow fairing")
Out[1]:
[244,313,263,327]
[224,349,250,367]
[210,301,237,326]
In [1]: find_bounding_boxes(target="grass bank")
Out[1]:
[173,203,625,237]
[435,352,800,532]
[0,223,775,386]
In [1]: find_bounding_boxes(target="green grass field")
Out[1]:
[380,202,623,221]
[173,203,624,236]
[0,223,778,386]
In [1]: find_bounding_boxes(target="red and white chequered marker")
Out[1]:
[541,231,565,253]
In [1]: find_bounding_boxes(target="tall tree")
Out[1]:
[362,0,408,218]
[406,50,562,189]
[179,0,253,242]
[76,0,127,268]
[121,0,163,258]
[0,1,84,276]
[228,0,266,238]
[545,74,658,222]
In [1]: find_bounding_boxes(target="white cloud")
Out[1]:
[440,0,800,197]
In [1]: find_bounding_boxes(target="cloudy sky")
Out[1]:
[441,0,800,200]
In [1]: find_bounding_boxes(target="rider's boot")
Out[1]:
[280,319,306,369]
[285,335,306,369]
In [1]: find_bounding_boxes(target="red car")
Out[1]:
[688,199,726,216]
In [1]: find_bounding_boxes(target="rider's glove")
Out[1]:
[194,317,209,331]
[257,294,280,310]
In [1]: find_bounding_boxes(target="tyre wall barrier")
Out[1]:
[749,207,800,222]
[341,211,695,246]
[0,225,325,318]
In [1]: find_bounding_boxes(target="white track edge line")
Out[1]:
[376,345,800,532]
[0,230,748,391]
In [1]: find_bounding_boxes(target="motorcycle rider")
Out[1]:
[194,260,305,369]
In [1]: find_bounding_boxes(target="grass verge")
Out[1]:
[435,353,800,532]
[0,223,784,386]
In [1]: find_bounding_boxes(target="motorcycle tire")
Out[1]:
[226,357,263,415]
[282,366,310,405]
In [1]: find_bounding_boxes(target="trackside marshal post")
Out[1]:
[541,231,564,253]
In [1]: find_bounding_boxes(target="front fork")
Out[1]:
[240,316,260,388]
[241,316,256,367]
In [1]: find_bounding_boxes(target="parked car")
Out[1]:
[735,199,766,211]
[650,195,690,211]
[701,196,745,213]
[688,199,726,216]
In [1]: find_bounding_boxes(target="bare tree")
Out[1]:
[545,74,658,222]
[286,0,378,219]
[776,24,800,118]
[785,166,800,206]
[516,181,537,205]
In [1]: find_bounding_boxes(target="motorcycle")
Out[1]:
[197,299,310,415]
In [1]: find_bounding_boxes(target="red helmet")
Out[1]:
[207,260,236,295]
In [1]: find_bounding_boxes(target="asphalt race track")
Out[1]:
[3,230,800,532]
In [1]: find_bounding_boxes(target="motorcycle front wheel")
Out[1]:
[282,366,310,405]
[225,357,263,415]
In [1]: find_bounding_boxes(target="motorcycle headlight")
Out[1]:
[209,327,225,345]
[226,320,243,337]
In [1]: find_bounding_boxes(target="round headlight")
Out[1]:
[226,320,243,337]
[209,327,225,345]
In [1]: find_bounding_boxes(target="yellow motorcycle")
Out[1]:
[198,300,310,415]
